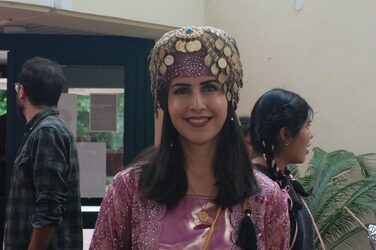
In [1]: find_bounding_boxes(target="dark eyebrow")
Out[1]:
[200,79,218,86]
[170,79,218,88]
[170,83,190,88]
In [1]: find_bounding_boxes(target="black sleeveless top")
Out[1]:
[254,164,314,250]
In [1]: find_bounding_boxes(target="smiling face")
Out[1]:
[167,75,228,147]
[281,122,313,164]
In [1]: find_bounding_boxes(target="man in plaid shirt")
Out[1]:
[4,57,83,249]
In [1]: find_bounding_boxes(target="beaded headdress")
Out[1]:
[149,26,243,111]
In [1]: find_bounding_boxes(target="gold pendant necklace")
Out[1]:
[196,196,211,223]
[198,210,209,222]
[188,180,214,223]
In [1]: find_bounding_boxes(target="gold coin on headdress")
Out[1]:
[211,64,219,75]
[232,53,239,63]
[226,91,232,102]
[217,58,227,69]
[159,48,166,59]
[159,63,167,75]
[204,54,213,66]
[175,40,187,52]
[223,83,228,93]
[186,41,196,52]
[193,40,202,51]
[218,72,226,84]
[215,39,224,50]
[223,46,232,57]
[164,55,174,66]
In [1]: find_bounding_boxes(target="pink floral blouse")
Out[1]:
[90,164,290,250]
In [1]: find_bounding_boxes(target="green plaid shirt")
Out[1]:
[4,107,83,249]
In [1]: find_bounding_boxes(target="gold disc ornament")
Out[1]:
[193,40,202,51]
[226,91,232,102]
[186,41,196,52]
[232,53,240,64]
[198,210,209,222]
[158,48,166,59]
[159,63,167,75]
[211,64,219,75]
[217,58,227,69]
[164,55,174,66]
[215,39,225,50]
[175,40,187,52]
[218,72,226,84]
[204,54,213,66]
[223,46,232,57]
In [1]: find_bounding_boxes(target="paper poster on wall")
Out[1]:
[90,94,117,132]
[58,93,77,139]
[77,142,106,198]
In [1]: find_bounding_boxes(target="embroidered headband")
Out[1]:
[149,26,243,111]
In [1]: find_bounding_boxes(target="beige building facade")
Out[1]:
[1,0,375,156]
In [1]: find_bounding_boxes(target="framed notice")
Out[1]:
[89,94,117,132]
[77,142,106,198]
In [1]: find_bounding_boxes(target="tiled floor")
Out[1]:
[83,229,94,250]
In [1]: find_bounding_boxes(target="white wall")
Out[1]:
[73,0,204,28]
[3,0,204,28]
[204,0,376,155]
[5,0,376,155]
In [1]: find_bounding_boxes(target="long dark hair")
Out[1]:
[250,88,313,168]
[140,100,258,208]
[249,88,313,199]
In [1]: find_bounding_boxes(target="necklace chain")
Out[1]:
[188,180,214,223]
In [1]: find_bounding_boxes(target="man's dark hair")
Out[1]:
[239,116,250,138]
[18,57,65,106]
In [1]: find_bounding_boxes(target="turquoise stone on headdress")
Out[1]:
[185,27,193,34]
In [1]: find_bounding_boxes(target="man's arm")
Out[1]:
[28,226,56,250]
[29,127,68,247]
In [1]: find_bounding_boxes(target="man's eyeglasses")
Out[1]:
[14,82,22,93]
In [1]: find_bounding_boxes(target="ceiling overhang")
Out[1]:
[0,2,175,38]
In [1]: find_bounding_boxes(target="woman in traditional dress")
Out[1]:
[90,26,290,250]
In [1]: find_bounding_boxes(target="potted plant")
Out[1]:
[289,147,376,249]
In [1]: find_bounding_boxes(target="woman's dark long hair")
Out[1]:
[140,99,258,208]
[249,88,313,195]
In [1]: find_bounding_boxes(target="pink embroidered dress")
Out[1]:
[90,164,290,250]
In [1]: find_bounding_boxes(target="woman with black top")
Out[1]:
[249,88,315,250]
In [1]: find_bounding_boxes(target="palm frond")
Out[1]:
[345,177,376,207]
[315,179,376,243]
[313,181,353,222]
[308,149,357,214]
[302,147,376,249]
[356,153,376,177]
[306,147,328,188]
[318,206,369,247]
[328,227,365,250]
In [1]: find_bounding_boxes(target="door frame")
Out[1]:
[1,34,155,227]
